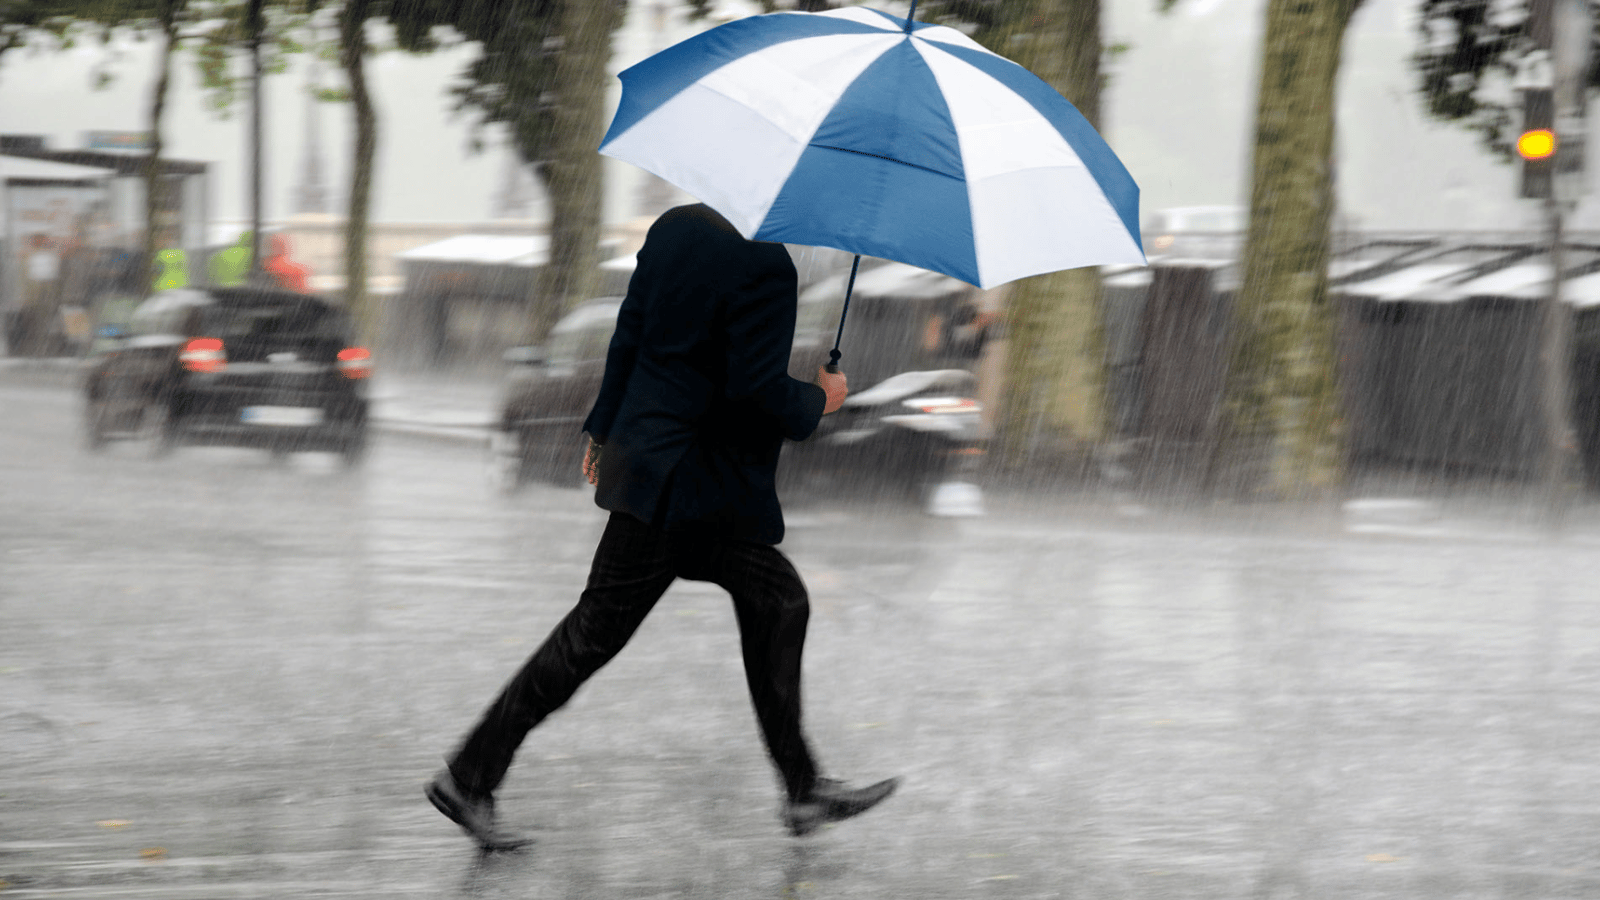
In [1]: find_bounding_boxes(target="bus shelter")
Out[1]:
[1,135,208,356]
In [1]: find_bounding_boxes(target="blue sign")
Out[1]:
[84,131,151,151]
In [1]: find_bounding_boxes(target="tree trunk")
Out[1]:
[532,0,623,342]
[143,0,181,297]
[1219,0,1359,499]
[994,0,1110,476]
[340,0,376,343]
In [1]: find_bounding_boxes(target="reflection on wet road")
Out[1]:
[6,383,1600,898]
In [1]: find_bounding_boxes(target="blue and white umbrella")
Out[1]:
[600,4,1145,294]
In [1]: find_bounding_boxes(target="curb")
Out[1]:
[0,357,86,370]
[371,418,492,445]
[0,357,87,389]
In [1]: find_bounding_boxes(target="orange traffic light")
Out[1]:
[1517,128,1557,161]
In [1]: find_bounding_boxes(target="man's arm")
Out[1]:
[581,288,643,443]
[722,247,827,442]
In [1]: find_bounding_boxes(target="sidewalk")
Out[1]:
[0,355,85,389]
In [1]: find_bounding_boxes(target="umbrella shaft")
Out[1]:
[904,0,918,32]
[827,254,862,372]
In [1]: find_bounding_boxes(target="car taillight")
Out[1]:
[181,337,226,373]
[337,347,373,380]
[904,396,980,414]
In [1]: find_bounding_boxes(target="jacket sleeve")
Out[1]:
[722,247,827,442]
[581,288,643,442]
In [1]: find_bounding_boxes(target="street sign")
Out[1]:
[83,130,151,152]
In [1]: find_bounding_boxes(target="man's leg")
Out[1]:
[703,540,820,801]
[448,512,676,798]
[703,537,901,836]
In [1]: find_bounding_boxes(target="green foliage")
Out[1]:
[387,0,557,164]
[189,0,316,118]
[1414,0,1600,159]
[1,0,150,61]
[383,0,625,339]
[0,0,323,113]
[685,0,1023,43]
[1,0,185,92]
[386,0,625,170]
[919,0,1022,45]
[683,0,1128,80]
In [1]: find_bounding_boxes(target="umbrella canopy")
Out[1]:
[600,6,1145,291]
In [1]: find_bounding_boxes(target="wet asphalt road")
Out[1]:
[6,375,1600,899]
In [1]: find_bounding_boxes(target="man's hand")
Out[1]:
[815,366,848,415]
[583,438,602,486]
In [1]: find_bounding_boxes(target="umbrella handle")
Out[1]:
[825,254,862,374]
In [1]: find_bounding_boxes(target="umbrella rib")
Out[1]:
[808,144,964,182]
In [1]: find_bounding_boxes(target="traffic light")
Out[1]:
[1520,88,1555,199]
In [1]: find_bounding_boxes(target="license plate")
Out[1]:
[241,406,324,427]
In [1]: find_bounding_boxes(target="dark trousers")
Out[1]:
[448,512,820,801]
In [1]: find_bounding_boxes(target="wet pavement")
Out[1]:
[6,374,1600,898]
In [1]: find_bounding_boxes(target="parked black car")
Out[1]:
[83,287,371,465]
[488,278,987,501]
[774,367,985,501]
[488,297,623,489]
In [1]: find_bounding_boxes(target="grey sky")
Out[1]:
[0,0,1589,231]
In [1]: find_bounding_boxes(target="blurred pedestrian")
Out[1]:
[151,248,189,292]
[24,233,60,305]
[426,203,898,850]
[14,233,62,356]
[262,234,311,293]
[209,231,252,287]
[56,224,100,355]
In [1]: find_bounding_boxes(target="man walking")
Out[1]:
[426,204,898,850]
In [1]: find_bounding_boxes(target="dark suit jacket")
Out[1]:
[581,204,827,545]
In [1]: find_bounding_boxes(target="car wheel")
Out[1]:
[85,399,112,452]
[340,427,369,470]
[486,429,527,494]
[509,430,585,489]
[894,441,945,503]
[140,401,176,458]
[539,434,587,488]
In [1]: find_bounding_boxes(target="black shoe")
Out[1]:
[782,776,900,837]
[425,768,531,852]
